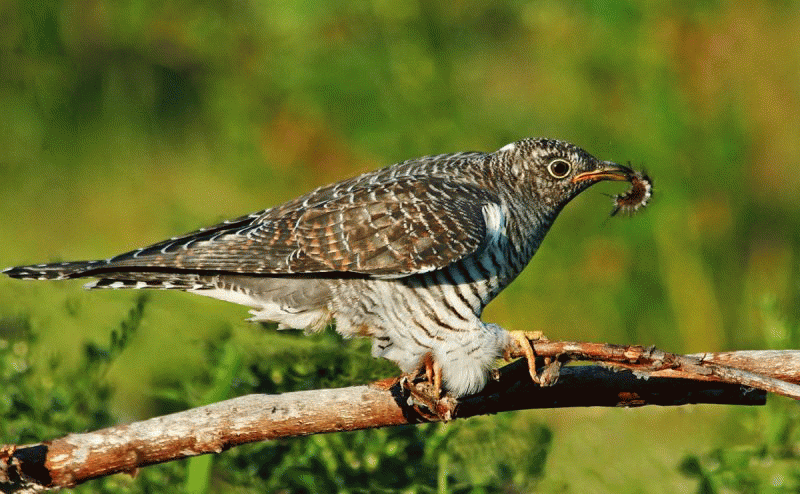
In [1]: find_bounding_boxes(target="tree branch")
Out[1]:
[506,341,800,399]
[2,343,797,493]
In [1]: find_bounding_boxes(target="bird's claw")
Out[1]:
[400,374,455,421]
[537,357,562,387]
[506,331,561,387]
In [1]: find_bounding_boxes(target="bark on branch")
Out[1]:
[2,343,798,493]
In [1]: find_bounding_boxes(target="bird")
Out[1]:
[3,137,647,400]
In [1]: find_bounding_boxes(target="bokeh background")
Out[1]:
[1,1,799,492]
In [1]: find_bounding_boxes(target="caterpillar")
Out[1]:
[611,169,652,217]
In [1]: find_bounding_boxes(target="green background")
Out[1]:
[1,1,799,492]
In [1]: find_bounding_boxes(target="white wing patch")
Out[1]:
[481,202,507,243]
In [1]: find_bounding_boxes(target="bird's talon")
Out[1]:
[400,368,456,421]
[508,331,541,383]
[507,330,563,387]
[538,358,562,387]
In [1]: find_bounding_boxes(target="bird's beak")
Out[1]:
[571,161,632,184]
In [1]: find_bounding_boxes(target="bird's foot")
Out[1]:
[399,354,456,420]
[505,331,561,387]
[537,358,562,387]
[400,376,456,421]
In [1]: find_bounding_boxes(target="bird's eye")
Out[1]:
[547,159,571,179]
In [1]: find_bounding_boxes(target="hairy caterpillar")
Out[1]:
[611,168,652,217]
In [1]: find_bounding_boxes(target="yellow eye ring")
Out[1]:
[547,159,571,179]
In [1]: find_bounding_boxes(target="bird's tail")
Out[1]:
[3,260,108,280]
[3,261,207,290]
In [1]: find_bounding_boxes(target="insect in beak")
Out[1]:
[572,162,653,216]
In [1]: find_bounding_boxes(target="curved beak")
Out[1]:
[571,161,633,184]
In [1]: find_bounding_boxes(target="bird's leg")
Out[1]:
[505,331,561,386]
[427,356,443,398]
[408,352,442,396]
[424,354,435,387]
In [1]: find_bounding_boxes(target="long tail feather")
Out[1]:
[2,260,108,280]
[3,261,209,291]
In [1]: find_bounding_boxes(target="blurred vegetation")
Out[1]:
[1,0,799,492]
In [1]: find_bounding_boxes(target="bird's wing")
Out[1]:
[286,177,500,275]
[77,176,500,278]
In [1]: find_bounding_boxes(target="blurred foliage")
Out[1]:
[679,299,800,494]
[1,0,799,492]
[679,394,800,494]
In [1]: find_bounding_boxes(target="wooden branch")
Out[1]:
[506,341,800,399]
[1,343,797,493]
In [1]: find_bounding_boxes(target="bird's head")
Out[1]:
[493,137,641,215]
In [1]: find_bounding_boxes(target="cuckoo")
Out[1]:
[4,138,651,400]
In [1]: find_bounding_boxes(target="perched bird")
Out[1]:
[3,138,649,399]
